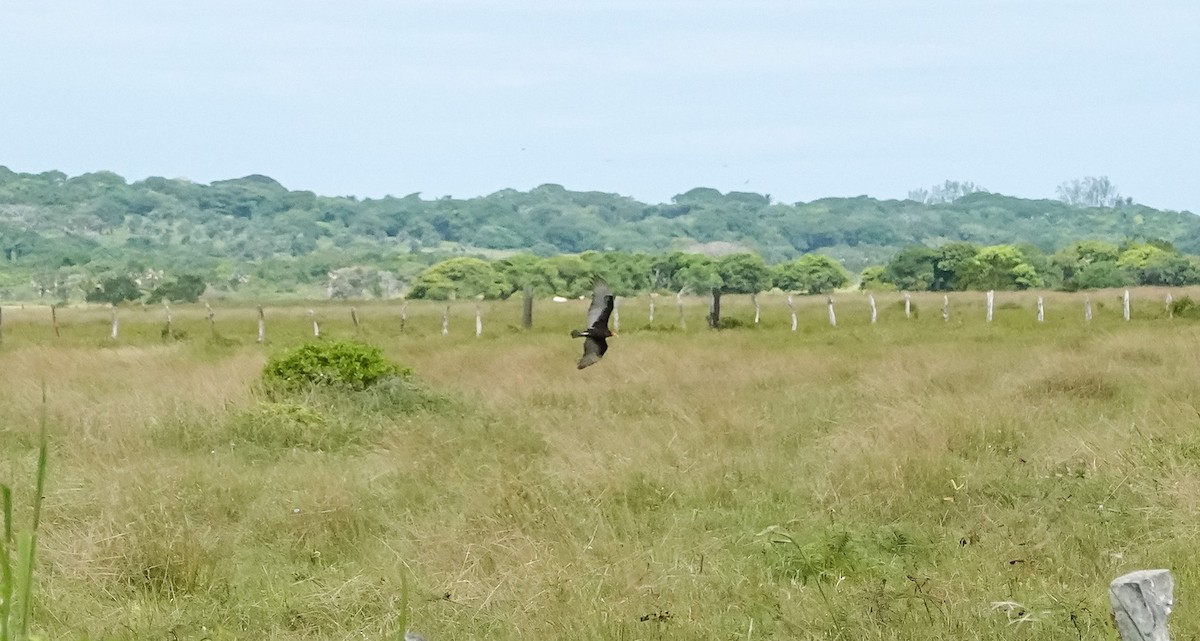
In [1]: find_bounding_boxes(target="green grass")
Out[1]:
[1,387,48,641]
[0,288,1198,639]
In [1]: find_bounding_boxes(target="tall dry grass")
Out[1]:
[1,289,1199,639]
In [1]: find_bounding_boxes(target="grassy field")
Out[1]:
[2,288,1199,640]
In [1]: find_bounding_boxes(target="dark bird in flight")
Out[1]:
[571,279,616,369]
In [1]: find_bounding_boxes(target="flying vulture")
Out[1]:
[571,279,616,369]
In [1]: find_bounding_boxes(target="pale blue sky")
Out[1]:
[2,1,1197,211]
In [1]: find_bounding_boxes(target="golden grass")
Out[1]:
[2,288,1200,639]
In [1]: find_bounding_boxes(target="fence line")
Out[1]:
[0,289,1192,345]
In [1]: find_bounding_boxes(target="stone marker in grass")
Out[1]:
[1110,569,1173,641]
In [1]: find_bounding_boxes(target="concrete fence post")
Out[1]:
[1110,569,1173,641]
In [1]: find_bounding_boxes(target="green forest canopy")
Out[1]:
[1,166,1199,302]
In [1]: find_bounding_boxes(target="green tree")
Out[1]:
[85,275,143,305]
[1053,240,1123,290]
[773,254,850,294]
[493,253,595,297]
[674,255,722,293]
[493,253,546,295]
[859,265,895,291]
[580,251,652,295]
[882,246,938,290]
[407,257,507,300]
[648,252,693,291]
[1071,262,1131,290]
[1014,243,1057,289]
[716,253,772,295]
[1117,243,1168,273]
[1141,253,1200,286]
[931,242,980,291]
[1068,240,1121,265]
[958,245,1043,290]
[1118,243,1200,286]
[146,274,207,303]
[542,255,595,297]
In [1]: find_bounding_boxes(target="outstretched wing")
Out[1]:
[578,335,608,369]
[586,279,614,331]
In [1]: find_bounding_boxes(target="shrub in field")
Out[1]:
[263,341,409,393]
[715,317,748,329]
[252,342,452,452]
[342,376,455,415]
[1170,295,1200,319]
[227,402,374,452]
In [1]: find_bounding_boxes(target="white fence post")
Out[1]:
[613,296,620,333]
[904,292,912,319]
[1085,295,1093,323]
[1124,289,1131,321]
[752,292,761,325]
[986,290,994,323]
[869,294,877,324]
[649,292,657,323]
[787,294,797,332]
[257,306,266,343]
[442,305,450,337]
[1037,296,1044,323]
[110,306,119,340]
[309,309,320,337]
[942,295,950,322]
[827,296,836,327]
[205,302,216,336]
[475,298,483,337]
[1166,292,1174,319]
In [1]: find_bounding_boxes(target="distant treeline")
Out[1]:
[402,239,1200,301]
[2,166,1199,301]
[74,240,1200,306]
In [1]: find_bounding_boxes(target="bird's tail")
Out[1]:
[570,329,584,338]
